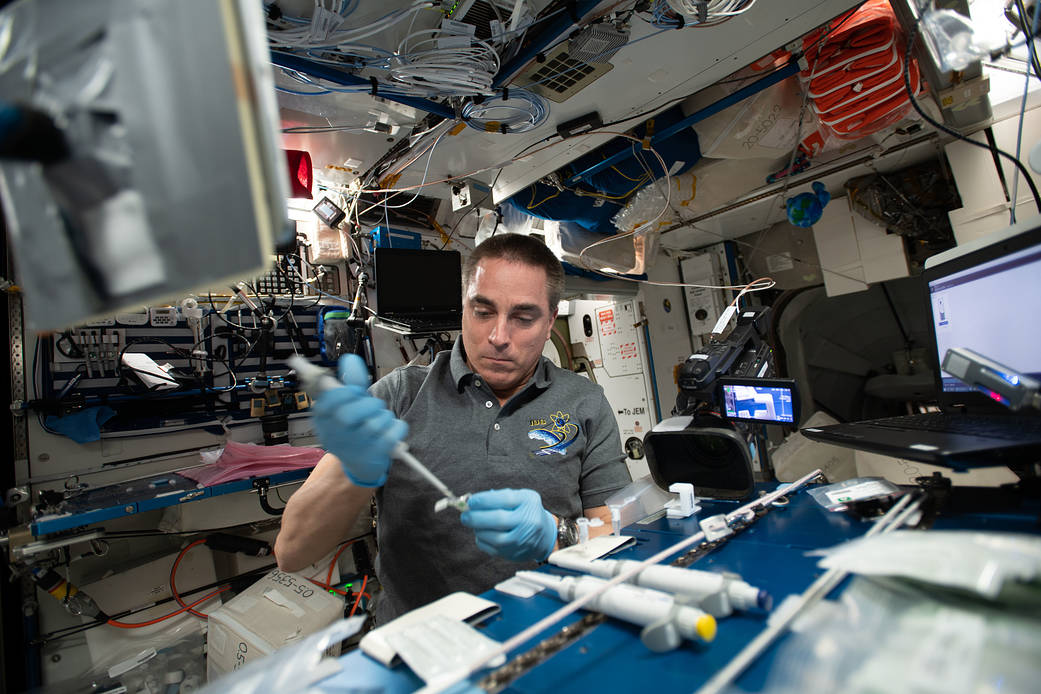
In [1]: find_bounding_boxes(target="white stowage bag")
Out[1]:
[680,71,805,160]
[546,221,659,276]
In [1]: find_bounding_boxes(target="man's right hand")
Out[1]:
[313,354,408,487]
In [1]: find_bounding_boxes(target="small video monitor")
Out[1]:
[313,196,346,227]
[718,378,799,424]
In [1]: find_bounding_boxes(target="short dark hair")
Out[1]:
[462,233,564,310]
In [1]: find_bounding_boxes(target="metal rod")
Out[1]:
[659,133,939,232]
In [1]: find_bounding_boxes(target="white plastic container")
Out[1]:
[604,476,675,535]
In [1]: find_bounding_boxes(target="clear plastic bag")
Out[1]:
[810,530,1041,599]
[921,9,992,73]
[181,441,325,486]
[761,576,1041,694]
[198,616,366,694]
[604,476,676,535]
[806,476,900,512]
[29,631,207,694]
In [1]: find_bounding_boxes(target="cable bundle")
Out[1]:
[389,29,501,96]
[461,90,550,133]
[655,0,758,28]
[267,0,432,50]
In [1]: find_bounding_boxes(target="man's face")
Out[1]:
[462,258,556,402]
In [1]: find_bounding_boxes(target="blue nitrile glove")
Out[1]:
[313,354,408,487]
[460,489,557,562]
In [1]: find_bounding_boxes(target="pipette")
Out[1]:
[547,554,771,617]
[288,356,469,511]
[516,571,717,651]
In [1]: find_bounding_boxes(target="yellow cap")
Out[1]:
[695,614,717,643]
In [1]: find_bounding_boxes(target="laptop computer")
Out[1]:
[374,248,463,335]
[800,218,1041,468]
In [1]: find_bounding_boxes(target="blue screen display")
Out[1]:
[722,384,795,423]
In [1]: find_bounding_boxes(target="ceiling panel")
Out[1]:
[275,1,862,206]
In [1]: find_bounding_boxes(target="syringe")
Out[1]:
[547,554,771,617]
[288,356,469,511]
[516,571,717,651]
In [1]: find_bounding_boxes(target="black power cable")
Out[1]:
[904,23,1041,214]
[252,478,286,516]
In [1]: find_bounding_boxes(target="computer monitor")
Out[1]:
[374,249,463,318]
[927,238,1041,395]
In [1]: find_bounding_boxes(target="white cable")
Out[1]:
[575,132,671,276]
[389,30,501,96]
[267,1,434,50]
[658,0,758,27]
[461,89,549,133]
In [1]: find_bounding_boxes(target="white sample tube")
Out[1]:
[516,571,717,650]
[548,554,771,615]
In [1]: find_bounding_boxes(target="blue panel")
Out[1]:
[504,106,700,238]
[319,485,862,693]
[318,485,1041,693]
[633,493,867,550]
[32,468,314,536]
[270,52,456,119]
[371,226,423,250]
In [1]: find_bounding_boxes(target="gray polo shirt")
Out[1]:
[369,337,630,624]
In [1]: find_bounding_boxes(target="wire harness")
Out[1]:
[461,89,550,133]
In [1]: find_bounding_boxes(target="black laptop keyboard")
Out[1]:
[381,315,460,334]
[866,413,1041,440]
[417,317,460,330]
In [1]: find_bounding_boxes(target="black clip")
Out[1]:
[500,123,510,134]
[566,0,579,22]
[694,0,708,23]
[502,87,509,101]
[252,478,285,516]
[369,76,379,96]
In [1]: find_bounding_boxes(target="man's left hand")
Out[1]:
[460,488,556,562]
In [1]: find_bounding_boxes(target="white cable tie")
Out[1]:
[711,305,737,336]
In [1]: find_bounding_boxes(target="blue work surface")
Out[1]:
[320,486,876,693]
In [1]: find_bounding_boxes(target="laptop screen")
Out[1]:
[374,248,462,316]
[928,239,1041,394]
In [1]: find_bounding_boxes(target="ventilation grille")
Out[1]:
[569,23,630,64]
[461,0,497,41]
[518,44,613,103]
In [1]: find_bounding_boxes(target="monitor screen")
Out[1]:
[928,241,1041,393]
[719,378,797,424]
[375,248,462,315]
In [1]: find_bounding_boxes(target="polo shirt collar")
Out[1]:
[449,336,554,392]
